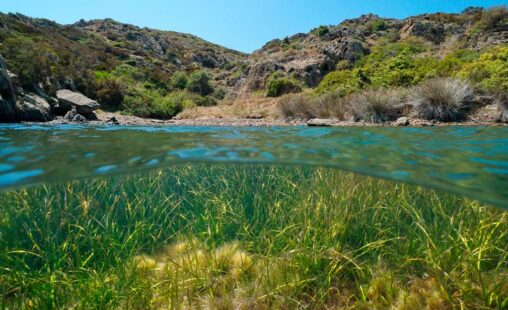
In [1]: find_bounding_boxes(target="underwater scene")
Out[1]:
[0,125,507,309]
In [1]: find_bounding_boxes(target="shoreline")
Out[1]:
[16,112,508,127]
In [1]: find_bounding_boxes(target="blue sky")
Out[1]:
[1,1,506,52]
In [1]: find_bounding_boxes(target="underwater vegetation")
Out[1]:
[0,165,506,309]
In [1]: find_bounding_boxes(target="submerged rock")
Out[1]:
[56,89,100,116]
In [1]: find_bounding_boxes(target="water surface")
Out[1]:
[0,124,507,208]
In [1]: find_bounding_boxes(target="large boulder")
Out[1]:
[0,55,18,122]
[56,89,100,116]
[16,93,53,122]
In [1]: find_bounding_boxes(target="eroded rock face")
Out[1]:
[0,55,18,122]
[400,20,445,44]
[56,89,100,116]
[322,40,367,63]
[243,61,285,91]
[16,93,53,122]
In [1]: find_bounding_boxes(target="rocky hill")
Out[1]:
[0,6,506,123]
[232,8,507,94]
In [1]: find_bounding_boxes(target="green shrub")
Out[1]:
[0,36,53,88]
[312,26,330,37]
[194,95,216,107]
[411,78,474,122]
[170,71,188,90]
[315,70,361,95]
[95,79,124,109]
[436,49,480,77]
[457,46,508,94]
[266,72,302,97]
[122,88,183,119]
[366,20,387,33]
[212,88,227,100]
[187,71,214,96]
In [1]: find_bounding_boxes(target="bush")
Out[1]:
[212,88,227,100]
[411,78,474,122]
[194,95,216,107]
[315,70,361,95]
[187,71,214,96]
[278,94,318,119]
[366,20,387,33]
[478,6,508,30]
[266,72,302,97]
[122,88,183,119]
[312,26,330,37]
[347,88,404,123]
[95,79,124,109]
[457,46,508,95]
[0,36,53,88]
[313,92,347,119]
[170,71,188,90]
[278,92,346,119]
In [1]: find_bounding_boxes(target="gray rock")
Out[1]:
[500,111,508,123]
[16,93,53,122]
[72,114,87,123]
[106,116,120,125]
[56,89,100,115]
[499,103,508,123]
[322,40,368,63]
[0,55,18,122]
[395,117,410,127]
[307,118,340,127]
[64,106,78,120]
[6,70,17,79]
[64,106,87,123]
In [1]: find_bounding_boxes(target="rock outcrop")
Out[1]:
[56,90,100,117]
[0,55,18,122]
[16,93,53,122]
[399,20,446,44]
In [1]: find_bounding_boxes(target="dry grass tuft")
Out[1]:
[411,78,474,121]
[277,92,346,119]
[347,88,405,123]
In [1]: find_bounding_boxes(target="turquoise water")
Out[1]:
[0,124,507,208]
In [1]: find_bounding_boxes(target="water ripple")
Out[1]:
[0,124,506,208]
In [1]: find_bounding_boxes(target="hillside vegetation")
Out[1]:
[0,6,506,121]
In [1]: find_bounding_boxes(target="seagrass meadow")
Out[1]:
[0,164,506,309]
